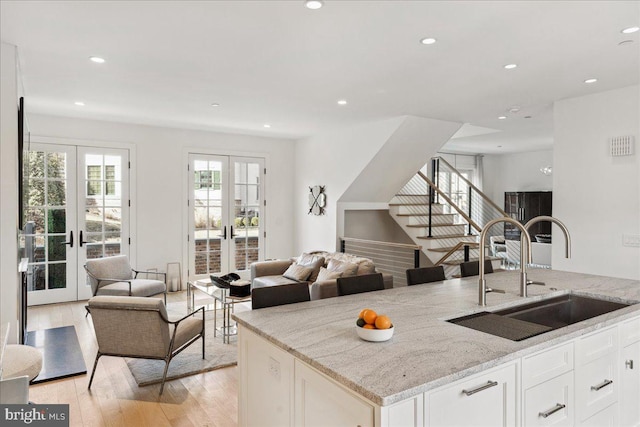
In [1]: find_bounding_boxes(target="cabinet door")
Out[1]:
[576,354,618,421]
[577,403,617,427]
[523,371,573,426]
[620,341,640,427]
[426,362,518,427]
[294,360,374,427]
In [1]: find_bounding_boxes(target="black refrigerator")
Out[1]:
[504,191,552,241]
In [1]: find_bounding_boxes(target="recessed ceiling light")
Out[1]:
[584,78,598,84]
[304,0,323,10]
[263,124,271,128]
[211,103,220,107]
[74,101,85,106]
[420,37,437,45]
[504,64,518,70]
[524,115,532,119]
[498,116,507,120]
[89,56,105,64]
[508,106,521,113]
[621,26,639,34]
[337,99,348,105]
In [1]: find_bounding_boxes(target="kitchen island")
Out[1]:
[233,269,640,426]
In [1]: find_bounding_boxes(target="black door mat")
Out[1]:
[26,326,87,384]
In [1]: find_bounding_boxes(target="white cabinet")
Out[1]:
[523,371,574,426]
[294,360,374,427]
[577,403,617,427]
[620,316,640,427]
[425,362,518,427]
[575,327,618,423]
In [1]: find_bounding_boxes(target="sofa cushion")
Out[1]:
[317,267,343,282]
[296,254,325,282]
[253,275,301,289]
[327,259,358,277]
[323,252,376,275]
[283,263,313,281]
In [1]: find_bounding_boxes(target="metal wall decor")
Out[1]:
[308,185,326,215]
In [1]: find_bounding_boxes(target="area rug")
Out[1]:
[126,301,246,386]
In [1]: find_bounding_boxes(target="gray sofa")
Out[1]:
[251,251,393,300]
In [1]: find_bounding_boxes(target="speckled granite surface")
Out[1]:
[233,269,640,406]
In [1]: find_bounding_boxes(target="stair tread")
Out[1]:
[441,256,501,266]
[427,244,484,253]
[406,223,465,228]
[396,213,455,217]
[417,234,475,240]
[389,203,444,206]
[394,193,429,197]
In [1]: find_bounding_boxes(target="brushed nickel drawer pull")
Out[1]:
[591,379,613,391]
[461,380,498,396]
[539,403,566,418]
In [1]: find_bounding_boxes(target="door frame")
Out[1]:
[182,147,269,283]
[28,135,137,297]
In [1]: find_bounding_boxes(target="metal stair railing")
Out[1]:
[431,156,508,235]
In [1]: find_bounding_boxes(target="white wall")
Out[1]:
[293,117,405,253]
[482,150,554,208]
[27,114,296,276]
[1,43,19,342]
[554,85,639,280]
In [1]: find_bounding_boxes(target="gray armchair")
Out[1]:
[85,255,167,303]
[87,296,205,394]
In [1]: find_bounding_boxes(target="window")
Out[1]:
[194,170,221,190]
[87,165,117,196]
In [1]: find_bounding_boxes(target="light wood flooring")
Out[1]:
[26,292,238,427]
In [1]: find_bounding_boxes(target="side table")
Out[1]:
[187,279,251,344]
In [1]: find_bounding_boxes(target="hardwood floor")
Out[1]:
[26,292,238,427]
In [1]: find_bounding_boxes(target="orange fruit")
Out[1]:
[358,308,372,319]
[362,309,377,325]
[375,315,392,330]
[363,324,376,329]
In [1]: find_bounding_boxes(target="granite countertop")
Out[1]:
[233,269,640,406]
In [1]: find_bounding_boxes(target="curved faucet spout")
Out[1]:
[478,217,532,306]
[524,215,571,259]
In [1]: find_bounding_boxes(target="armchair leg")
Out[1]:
[159,358,171,395]
[88,353,102,389]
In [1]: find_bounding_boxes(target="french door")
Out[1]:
[22,143,130,305]
[188,154,265,278]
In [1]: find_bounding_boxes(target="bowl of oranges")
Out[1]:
[356,309,394,342]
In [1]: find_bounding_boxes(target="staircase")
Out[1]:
[389,157,508,278]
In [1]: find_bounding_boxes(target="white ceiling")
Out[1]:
[1,1,638,154]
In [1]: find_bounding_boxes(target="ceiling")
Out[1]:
[1,1,638,154]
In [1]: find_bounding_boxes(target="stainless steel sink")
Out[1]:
[448,293,635,341]
[493,294,633,330]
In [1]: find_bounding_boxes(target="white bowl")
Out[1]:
[355,325,394,342]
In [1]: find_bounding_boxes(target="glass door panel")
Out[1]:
[23,143,77,305]
[188,154,264,278]
[231,158,264,271]
[77,147,129,300]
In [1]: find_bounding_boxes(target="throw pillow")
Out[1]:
[316,267,343,282]
[283,263,313,282]
[327,259,358,277]
[297,253,325,282]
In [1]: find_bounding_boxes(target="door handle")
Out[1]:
[539,403,566,418]
[222,226,227,240]
[61,230,74,248]
[461,380,498,396]
[79,230,88,247]
[590,379,613,391]
[230,225,236,238]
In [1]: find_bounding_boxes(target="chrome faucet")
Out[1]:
[522,216,571,296]
[478,218,532,306]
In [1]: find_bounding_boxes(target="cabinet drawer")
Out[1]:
[523,371,573,427]
[577,403,617,427]
[523,342,573,389]
[620,316,640,347]
[426,362,518,427]
[576,353,617,421]
[576,327,617,366]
